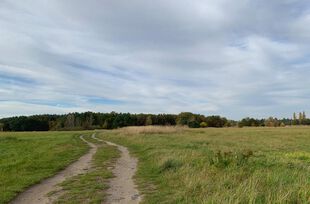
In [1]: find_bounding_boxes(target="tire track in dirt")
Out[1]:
[10,135,97,204]
[92,134,142,204]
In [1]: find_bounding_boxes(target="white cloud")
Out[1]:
[0,0,309,119]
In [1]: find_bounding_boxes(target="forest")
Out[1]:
[0,111,308,131]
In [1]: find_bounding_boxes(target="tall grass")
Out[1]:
[99,126,310,204]
[118,126,186,134]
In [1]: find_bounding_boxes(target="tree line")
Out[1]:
[238,112,310,127]
[0,112,229,131]
[0,111,308,131]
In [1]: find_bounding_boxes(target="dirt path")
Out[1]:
[92,134,142,204]
[10,135,97,204]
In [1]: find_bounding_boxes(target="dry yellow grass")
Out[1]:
[118,126,187,134]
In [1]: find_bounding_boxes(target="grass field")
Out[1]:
[98,126,310,204]
[0,131,90,203]
[2,127,310,204]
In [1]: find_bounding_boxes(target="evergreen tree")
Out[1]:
[299,112,303,125]
[292,112,297,125]
[303,111,306,120]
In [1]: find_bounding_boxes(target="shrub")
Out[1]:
[200,122,208,128]
[188,121,200,128]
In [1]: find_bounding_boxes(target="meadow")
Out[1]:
[99,126,310,203]
[2,127,310,204]
[0,131,90,203]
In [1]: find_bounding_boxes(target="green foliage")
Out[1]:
[188,121,200,128]
[205,115,227,127]
[2,111,310,131]
[176,113,227,128]
[239,117,264,127]
[200,122,208,128]
[145,115,153,126]
[176,112,193,125]
[264,117,280,127]
[0,112,177,131]
[237,115,310,127]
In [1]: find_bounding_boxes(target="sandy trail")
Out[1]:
[10,135,97,204]
[92,134,142,204]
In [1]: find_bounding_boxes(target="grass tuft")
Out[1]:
[160,159,183,172]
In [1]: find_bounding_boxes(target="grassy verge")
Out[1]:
[0,131,90,203]
[54,134,119,204]
[98,126,310,203]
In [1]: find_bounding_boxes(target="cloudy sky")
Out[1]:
[0,0,310,119]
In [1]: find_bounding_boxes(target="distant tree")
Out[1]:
[292,112,298,125]
[303,111,306,120]
[293,112,297,120]
[65,114,75,128]
[0,111,244,131]
[224,120,232,127]
[75,116,82,127]
[239,117,262,127]
[302,111,307,125]
[136,114,146,126]
[299,112,303,125]
[48,121,57,130]
[200,122,208,128]
[176,112,206,128]
[145,115,153,126]
[188,121,200,128]
[0,123,3,131]
[265,117,279,127]
[176,112,195,126]
[112,113,132,128]
[82,113,94,129]
[205,116,227,127]
[103,118,114,129]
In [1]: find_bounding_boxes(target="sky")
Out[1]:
[0,0,310,119]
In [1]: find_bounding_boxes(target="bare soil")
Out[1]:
[91,134,141,204]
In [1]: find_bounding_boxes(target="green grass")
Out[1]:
[98,127,310,204]
[0,131,90,203]
[54,134,119,204]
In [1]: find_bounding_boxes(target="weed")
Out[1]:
[160,159,183,172]
[207,149,254,168]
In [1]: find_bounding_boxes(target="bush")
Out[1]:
[205,116,227,127]
[188,121,200,128]
[200,122,208,128]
